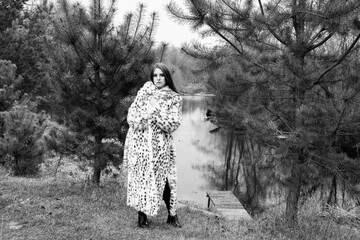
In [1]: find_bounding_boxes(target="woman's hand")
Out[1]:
[147,97,158,119]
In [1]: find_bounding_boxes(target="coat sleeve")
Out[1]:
[127,81,156,130]
[152,95,182,133]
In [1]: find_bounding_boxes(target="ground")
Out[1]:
[0,158,359,240]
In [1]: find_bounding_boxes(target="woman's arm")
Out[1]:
[127,81,156,130]
[152,95,182,133]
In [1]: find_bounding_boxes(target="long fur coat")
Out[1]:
[123,81,182,216]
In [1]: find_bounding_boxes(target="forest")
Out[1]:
[1,0,360,236]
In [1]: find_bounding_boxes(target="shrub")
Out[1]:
[0,60,48,176]
[0,104,48,175]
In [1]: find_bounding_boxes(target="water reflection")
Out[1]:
[174,96,223,206]
[175,96,357,214]
[175,95,272,213]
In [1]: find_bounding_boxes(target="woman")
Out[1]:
[123,62,183,228]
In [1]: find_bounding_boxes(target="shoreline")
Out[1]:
[180,93,216,97]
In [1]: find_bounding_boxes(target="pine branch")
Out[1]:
[313,32,360,87]
[167,1,206,28]
[209,25,244,55]
[104,0,116,24]
[309,153,358,188]
[307,32,334,52]
[220,0,245,18]
[148,11,158,41]
[257,0,290,47]
[143,40,154,62]
[159,43,168,62]
[181,42,217,60]
[131,3,145,46]
[227,30,244,53]
[123,13,132,44]
[331,106,348,137]
[263,104,294,133]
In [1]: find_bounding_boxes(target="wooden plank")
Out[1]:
[206,191,252,221]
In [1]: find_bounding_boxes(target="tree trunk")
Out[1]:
[242,139,263,214]
[233,139,244,191]
[285,48,305,226]
[342,181,346,207]
[327,176,337,206]
[285,156,302,227]
[92,136,104,185]
[93,167,101,185]
[224,134,234,190]
[53,155,63,179]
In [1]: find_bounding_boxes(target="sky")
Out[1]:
[39,0,215,47]
[40,0,216,47]
[113,0,199,47]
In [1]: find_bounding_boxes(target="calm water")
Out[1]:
[174,95,228,207]
[173,95,286,213]
[173,96,357,214]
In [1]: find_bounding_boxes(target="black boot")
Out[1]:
[163,179,182,227]
[167,214,182,228]
[138,211,149,228]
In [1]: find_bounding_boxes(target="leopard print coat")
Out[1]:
[123,81,182,216]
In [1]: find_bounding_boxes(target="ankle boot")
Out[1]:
[167,214,182,228]
[138,211,149,228]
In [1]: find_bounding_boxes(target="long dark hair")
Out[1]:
[149,62,178,93]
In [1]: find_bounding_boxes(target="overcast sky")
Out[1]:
[113,0,198,47]
[38,0,216,47]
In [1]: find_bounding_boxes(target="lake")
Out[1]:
[174,95,232,208]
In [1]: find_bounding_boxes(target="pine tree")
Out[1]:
[0,0,55,100]
[51,0,158,184]
[0,0,28,32]
[1,104,47,175]
[168,0,360,226]
[0,60,47,175]
[0,61,22,111]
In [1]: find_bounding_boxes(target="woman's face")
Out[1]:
[153,68,166,89]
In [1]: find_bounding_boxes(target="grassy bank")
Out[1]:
[1,174,359,239]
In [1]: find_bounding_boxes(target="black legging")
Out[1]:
[162,178,171,212]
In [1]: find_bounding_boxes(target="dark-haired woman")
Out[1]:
[123,63,183,228]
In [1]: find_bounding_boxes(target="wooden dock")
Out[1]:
[206,191,252,221]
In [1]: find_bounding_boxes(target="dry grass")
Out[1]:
[0,175,249,240]
[0,160,359,240]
